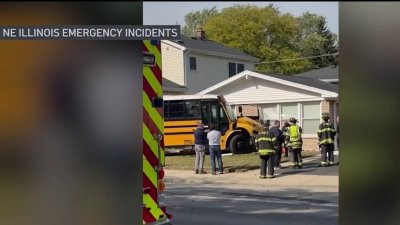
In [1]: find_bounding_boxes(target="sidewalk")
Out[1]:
[165,153,339,192]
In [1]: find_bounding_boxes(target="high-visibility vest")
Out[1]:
[288,125,302,149]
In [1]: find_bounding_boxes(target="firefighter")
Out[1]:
[282,121,290,157]
[255,121,277,179]
[318,113,336,167]
[286,117,303,169]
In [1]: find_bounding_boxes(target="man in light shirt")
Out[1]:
[207,124,223,175]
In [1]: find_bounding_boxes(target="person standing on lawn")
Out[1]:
[269,120,285,169]
[193,122,208,174]
[282,121,290,158]
[255,121,277,179]
[286,118,303,169]
[318,113,336,167]
[207,124,223,175]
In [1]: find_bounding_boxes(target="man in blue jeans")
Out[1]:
[207,124,223,175]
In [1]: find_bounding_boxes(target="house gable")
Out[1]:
[200,75,325,105]
[197,70,338,99]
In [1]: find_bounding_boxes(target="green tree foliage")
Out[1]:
[296,12,338,69]
[182,6,219,36]
[182,4,338,75]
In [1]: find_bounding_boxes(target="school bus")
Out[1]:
[163,94,263,154]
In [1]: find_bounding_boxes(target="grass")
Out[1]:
[165,151,319,173]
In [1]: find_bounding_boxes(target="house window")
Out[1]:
[237,63,245,73]
[261,104,278,123]
[281,103,298,125]
[229,62,245,77]
[189,57,197,71]
[229,62,236,77]
[302,102,320,135]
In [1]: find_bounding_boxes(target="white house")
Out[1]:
[197,70,339,151]
[161,31,259,94]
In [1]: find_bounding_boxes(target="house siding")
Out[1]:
[161,42,184,85]
[207,76,322,105]
[185,52,255,94]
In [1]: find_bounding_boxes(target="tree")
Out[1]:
[203,4,310,74]
[182,6,219,36]
[182,4,337,74]
[296,12,338,69]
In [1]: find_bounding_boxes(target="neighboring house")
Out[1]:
[163,77,186,95]
[294,65,339,85]
[161,31,259,94]
[197,70,339,151]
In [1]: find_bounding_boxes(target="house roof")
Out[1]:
[168,36,259,62]
[163,78,186,92]
[197,70,338,98]
[260,72,338,93]
[294,65,339,81]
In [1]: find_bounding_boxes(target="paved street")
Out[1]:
[163,153,339,225]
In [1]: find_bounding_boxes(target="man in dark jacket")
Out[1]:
[318,113,336,167]
[194,122,208,174]
[269,120,285,169]
[255,121,277,179]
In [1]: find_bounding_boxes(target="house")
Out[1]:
[197,70,339,151]
[294,65,339,85]
[163,77,186,94]
[161,30,259,94]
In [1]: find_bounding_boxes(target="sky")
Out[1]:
[143,2,338,34]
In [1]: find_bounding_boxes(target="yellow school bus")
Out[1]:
[163,94,262,154]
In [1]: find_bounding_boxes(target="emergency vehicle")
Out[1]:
[142,40,172,225]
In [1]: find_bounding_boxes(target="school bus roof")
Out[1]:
[163,94,221,101]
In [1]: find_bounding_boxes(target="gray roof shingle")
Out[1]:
[171,36,259,61]
[163,78,185,91]
[294,65,338,80]
[256,71,338,93]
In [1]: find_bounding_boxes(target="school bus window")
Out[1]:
[169,100,185,119]
[201,103,209,125]
[211,103,218,125]
[185,100,201,119]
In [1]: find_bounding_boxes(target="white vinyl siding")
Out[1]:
[210,77,322,105]
[161,42,185,85]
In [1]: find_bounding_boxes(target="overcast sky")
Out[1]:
[143,2,338,34]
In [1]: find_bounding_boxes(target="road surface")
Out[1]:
[163,153,338,225]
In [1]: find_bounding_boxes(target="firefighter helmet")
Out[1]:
[289,117,298,123]
[322,113,330,119]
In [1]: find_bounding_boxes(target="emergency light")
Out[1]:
[143,52,155,66]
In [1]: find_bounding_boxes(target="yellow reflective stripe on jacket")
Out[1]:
[320,138,334,144]
[258,149,275,155]
[256,137,274,142]
[317,128,336,133]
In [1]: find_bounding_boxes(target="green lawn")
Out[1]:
[165,151,319,173]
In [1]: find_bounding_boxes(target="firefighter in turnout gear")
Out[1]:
[318,113,336,167]
[285,118,303,169]
[255,121,277,179]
